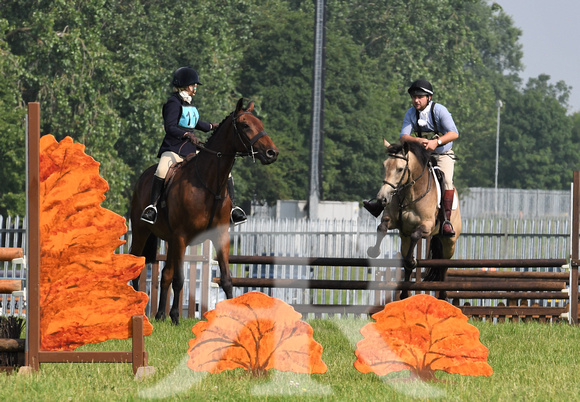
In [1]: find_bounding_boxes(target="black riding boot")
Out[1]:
[228,176,247,225]
[363,198,384,218]
[141,176,164,224]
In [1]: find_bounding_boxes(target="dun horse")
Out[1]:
[129,98,279,324]
[367,140,461,299]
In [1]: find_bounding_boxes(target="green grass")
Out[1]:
[1,318,580,401]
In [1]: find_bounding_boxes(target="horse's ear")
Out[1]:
[383,138,390,149]
[235,98,244,114]
[246,101,255,113]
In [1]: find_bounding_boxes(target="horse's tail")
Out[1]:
[143,233,159,264]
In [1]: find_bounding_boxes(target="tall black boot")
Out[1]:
[228,176,247,225]
[363,198,384,218]
[141,176,164,224]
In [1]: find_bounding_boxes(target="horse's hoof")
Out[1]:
[367,246,380,258]
[170,311,180,325]
[154,312,166,321]
[404,259,417,270]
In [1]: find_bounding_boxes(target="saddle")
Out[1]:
[430,160,446,233]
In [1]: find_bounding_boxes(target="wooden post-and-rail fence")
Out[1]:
[200,173,580,323]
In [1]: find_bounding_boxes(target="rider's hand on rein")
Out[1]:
[183,132,200,145]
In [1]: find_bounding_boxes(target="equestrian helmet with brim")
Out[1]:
[408,79,433,96]
[172,67,202,88]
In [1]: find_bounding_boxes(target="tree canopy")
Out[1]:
[0,0,577,217]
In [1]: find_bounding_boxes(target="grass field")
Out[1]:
[1,317,580,401]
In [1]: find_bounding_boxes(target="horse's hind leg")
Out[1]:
[425,236,450,300]
[156,240,185,324]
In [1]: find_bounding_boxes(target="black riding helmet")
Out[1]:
[172,67,202,88]
[407,79,433,96]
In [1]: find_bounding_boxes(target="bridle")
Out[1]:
[196,111,268,162]
[231,111,268,162]
[383,149,432,211]
[192,108,269,228]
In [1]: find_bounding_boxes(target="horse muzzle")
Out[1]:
[377,186,394,206]
[256,147,279,165]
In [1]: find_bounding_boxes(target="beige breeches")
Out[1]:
[433,150,455,190]
[155,151,184,179]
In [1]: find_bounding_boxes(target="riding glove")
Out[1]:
[183,132,200,145]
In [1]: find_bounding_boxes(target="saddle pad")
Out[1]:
[430,166,458,209]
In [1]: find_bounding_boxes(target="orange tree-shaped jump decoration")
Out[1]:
[187,291,327,376]
[39,135,152,351]
[355,294,492,381]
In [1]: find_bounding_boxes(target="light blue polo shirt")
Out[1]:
[400,102,458,154]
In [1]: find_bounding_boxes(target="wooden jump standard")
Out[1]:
[22,103,150,376]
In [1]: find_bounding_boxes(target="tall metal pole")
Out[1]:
[495,100,502,213]
[308,0,326,220]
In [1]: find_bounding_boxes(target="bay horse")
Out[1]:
[129,98,279,324]
[367,139,461,299]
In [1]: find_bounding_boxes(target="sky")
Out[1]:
[497,0,580,113]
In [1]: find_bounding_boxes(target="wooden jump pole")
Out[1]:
[0,280,21,294]
[0,248,23,262]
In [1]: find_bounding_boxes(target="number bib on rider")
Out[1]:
[178,105,199,130]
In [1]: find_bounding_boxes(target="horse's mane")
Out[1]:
[387,142,432,168]
[203,112,233,148]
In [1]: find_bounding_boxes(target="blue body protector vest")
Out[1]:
[178,105,199,130]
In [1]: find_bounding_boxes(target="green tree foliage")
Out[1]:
[0,0,577,218]
[499,75,577,189]
[0,17,26,216]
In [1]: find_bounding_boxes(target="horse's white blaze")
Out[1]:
[377,184,394,205]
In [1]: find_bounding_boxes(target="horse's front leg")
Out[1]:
[128,226,150,292]
[214,228,233,299]
[399,226,425,299]
[367,214,390,258]
[155,256,172,322]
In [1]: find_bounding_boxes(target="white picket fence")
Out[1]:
[0,214,571,318]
